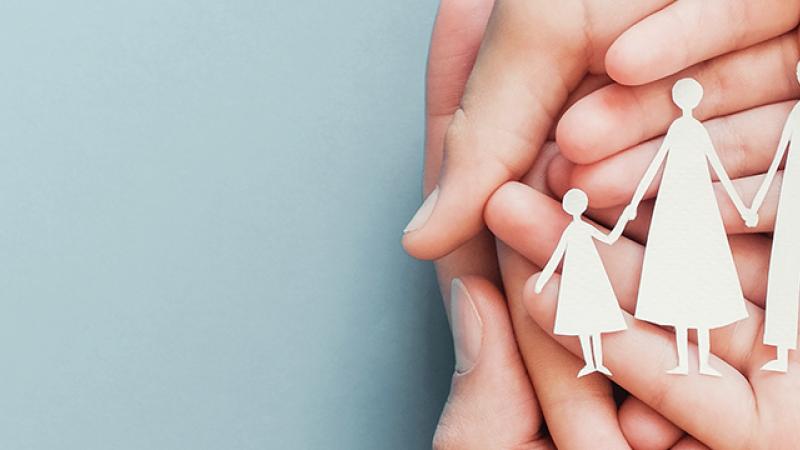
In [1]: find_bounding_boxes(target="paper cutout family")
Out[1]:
[535,64,800,379]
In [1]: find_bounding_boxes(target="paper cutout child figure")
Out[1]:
[623,78,750,377]
[535,189,628,378]
[749,61,800,373]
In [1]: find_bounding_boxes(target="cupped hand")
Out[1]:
[404,0,800,261]
[552,28,800,208]
[487,180,797,449]
[419,1,682,447]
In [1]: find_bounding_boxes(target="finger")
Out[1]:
[485,183,768,374]
[497,243,631,450]
[671,435,712,450]
[547,74,613,140]
[558,32,800,164]
[524,272,757,449]
[434,276,548,450]
[553,100,794,211]
[421,0,502,293]
[552,160,785,237]
[606,0,800,85]
[580,203,773,305]
[403,0,590,259]
[618,396,684,450]
[423,0,495,193]
[403,0,674,259]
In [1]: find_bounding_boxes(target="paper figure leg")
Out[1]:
[577,335,597,378]
[667,327,690,375]
[761,346,790,372]
[697,328,722,377]
[592,333,612,376]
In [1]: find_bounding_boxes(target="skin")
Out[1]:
[405,0,800,261]
[419,0,800,448]
[487,180,800,448]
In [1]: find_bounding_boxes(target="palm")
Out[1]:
[422,0,800,447]
[489,176,800,448]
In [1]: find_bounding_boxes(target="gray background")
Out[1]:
[0,1,451,449]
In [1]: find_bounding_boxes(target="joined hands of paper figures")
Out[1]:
[533,66,800,378]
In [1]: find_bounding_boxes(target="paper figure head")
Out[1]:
[672,78,703,112]
[563,188,588,217]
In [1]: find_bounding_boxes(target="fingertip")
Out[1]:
[484,181,530,235]
[618,397,683,450]
[556,87,634,165]
[570,161,633,209]
[522,272,556,323]
[604,35,648,86]
[556,99,605,164]
[546,154,575,198]
[605,23,667,86]
[402,181,486,260]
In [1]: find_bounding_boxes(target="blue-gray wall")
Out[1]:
[0,1,450,448]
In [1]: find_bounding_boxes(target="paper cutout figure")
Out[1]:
[535,189,628,378]
[623,78,750,377]
[750,62,800,373]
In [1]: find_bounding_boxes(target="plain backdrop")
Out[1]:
[0,1,450,449]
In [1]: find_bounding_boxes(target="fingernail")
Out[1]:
[449,278,482,374]
[403,186,439,234]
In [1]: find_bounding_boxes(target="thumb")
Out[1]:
[402,0,587,260]
[433,277,548,450]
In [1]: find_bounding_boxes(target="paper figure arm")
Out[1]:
[534,232,568,294]
[592,215,628,245]
[623,138,670,220]
[705,133,750,220]
[751,105,797,215]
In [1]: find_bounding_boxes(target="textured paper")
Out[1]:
[752,63,800,373]
[535,189,627,378]
[623,78,751,377]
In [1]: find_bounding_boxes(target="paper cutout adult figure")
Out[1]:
[535,189,628,378]
[623,78,750,377]
[749,62,800,373]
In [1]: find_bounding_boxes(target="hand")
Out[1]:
[419,3,678,447]
[547,28,800,211]
[743,209,759,228]
[489,181,793,448]
[433,277,546,450]
[402,0,799,261]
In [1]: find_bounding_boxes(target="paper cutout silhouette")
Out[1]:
[535,189,628,378]
[751,62,800,373]
[623,78,749,377]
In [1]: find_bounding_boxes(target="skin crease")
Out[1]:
[419,0,800,448]
[405,0,800,261]
[486,180,800,448]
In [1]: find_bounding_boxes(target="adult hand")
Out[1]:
[433,277,547,450]
[419,2,680,447]
[552,28,800,196]
[487,181,797,449]
[404,0,800,261]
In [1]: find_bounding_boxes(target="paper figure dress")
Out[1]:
[535,189,627,378]
[751,62,800,372]
[624,78,749,376]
